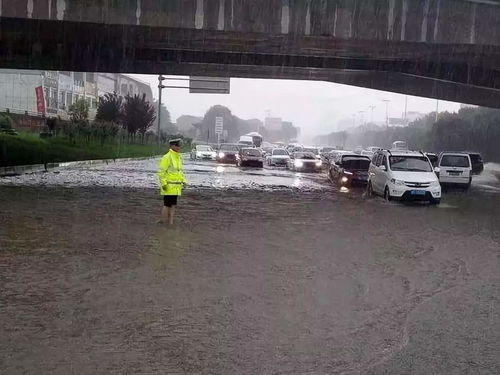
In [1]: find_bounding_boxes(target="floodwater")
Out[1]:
[1,158,499,374]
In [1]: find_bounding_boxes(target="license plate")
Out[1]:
[411,190,426,195]
[449,171,461,176]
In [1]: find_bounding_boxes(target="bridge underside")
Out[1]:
[1,17,499,107]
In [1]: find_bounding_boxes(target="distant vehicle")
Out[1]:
[425,152,438,167]
[319,146,336,157]
[238,133,263,148]
[436,152,472,188]
[365,146,381,153]
[190,144,216,160]
[237,147,264,167]
[287,151,322,172]
[238,135,254,147]
[286,144,303,154]
[354,146,363,155]
[361,150,375,159]
[303,147,321,159]
[367,149,441,204]
[327,150,352,165]
[391,141,407,150]
[267,148,290,166]
[216,143,240,164]
[329,154,371,186]
[467,152,484,175]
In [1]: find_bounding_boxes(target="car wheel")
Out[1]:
[367,182,374,197]
[384,186,392,201]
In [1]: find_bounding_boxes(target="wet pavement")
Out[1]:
[1,158,499,374]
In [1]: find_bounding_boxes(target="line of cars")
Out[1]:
[190,143,266,167]
[326,143,484,204]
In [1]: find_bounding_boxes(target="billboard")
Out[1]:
[189,77,230,94]
[35,86,46,114]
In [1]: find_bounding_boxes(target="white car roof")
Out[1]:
[382,150,425,157]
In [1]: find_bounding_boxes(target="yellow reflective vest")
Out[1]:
[158,150,187,196]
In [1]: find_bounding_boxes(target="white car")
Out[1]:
[190,145,216,160]
[368,150,441,204]
[436,152,472,188]
[267,148,290,166]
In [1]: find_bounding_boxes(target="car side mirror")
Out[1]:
[434,167,440,173]
[380,165,387,171]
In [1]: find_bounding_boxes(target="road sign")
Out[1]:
[190,76,230,94]
[215,117,224,134]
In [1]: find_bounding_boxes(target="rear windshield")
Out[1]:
[389,156,432,172]
[220,144,239,151]
[242,149,261,156]
[273,149,288,155]
[196,145,212,151]
[441,155,470,168]
[294,152,316,159]
[342,157,371,170]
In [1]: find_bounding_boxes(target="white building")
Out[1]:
[0,69,153,120]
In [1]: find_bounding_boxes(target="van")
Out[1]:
[437,152,472,188]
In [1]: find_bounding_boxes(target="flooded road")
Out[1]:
[1,158,499,374]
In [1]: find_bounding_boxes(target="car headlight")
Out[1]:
[344,171,353,175]
[430,180,440,187]
[294,160,303,168]
[218,152,225,158]
[315,160,322,166]
[196,152,202,157]
[341,176,349,183]
[390,178,405,186]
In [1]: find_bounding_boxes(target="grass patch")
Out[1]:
[0,133,165,167]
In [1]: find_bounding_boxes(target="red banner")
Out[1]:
[35,86,46,114]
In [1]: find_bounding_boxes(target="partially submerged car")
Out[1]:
[329,154,371,186]
[287,151,322,172]
[216,143,240,164]
[190,144,216,160]
[237,147,264,167]
[267,148,290,166]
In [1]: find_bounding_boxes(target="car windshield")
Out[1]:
[196,145,212,151]
[220,144,239,151]
[273,149,288,155]
[441,155,470,168]
[389,156,432,172]
[342,157,371,170]
[242,149,260,156]
[295,152,316,160]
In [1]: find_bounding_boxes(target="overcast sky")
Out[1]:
[131,74,461,140]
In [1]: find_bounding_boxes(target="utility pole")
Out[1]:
[404,95,408,125]
[382,99,390,128]
[157,75,166,150]
[369,105,375,124]
[435,99,439,122]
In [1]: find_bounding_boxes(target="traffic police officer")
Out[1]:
[158,138,187,225]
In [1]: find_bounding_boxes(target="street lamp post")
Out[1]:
[157,75,167,151]
[382,99,390,128]
[369,105,375,124]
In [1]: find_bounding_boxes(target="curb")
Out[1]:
[0,155,162,177]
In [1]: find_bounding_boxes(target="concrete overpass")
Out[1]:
[0,0,499,107]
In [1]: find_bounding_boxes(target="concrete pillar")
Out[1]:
[470,3,477,43]
[281,0,290,34]
[400,0,408,41]
[195,0,204,29]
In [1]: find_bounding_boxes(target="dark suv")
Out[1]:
[468,152,484,174]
